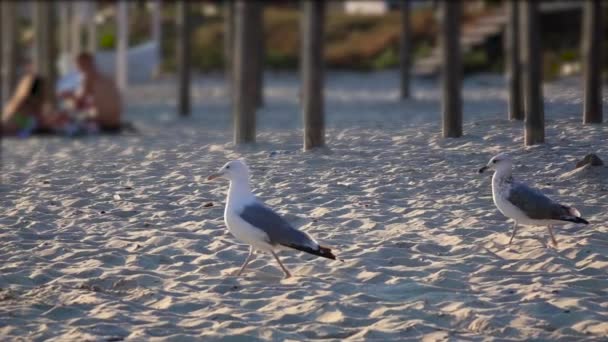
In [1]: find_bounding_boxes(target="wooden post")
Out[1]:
[399,0,411,99]
[0,3,2,168]
[34,2,45,74]
[0,4,3,109]
[33,1,57,106]
[1,1,18,105]
[253,3,264,108]
[116,1,128,92]
[58,1,71,73]
[506,0,523,121]
[176,0,191,116]
[233,0,256,144]
[440,0,462,138]
[582,0,603,124]
[520,1,544,145]
[301,0,325,151]
[151,0,162,76]
[87,2,97,54]
[70,2,82,59]
[1,1,16,100]
[224,1,234,94]
[49,3,58,92]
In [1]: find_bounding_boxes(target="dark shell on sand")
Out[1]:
[575,153,604,168]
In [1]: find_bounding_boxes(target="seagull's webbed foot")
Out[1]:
[271,251,293,279]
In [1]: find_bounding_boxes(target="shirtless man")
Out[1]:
[62,52,122,130]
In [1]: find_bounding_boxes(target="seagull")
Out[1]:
[478,153,588,246]
[207,160,338,278]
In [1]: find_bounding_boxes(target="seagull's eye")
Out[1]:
[226,166,230,169]
[492,160,498,164]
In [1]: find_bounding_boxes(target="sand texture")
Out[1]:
[1,73,607,341]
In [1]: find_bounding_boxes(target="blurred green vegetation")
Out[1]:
[157,6,440,72]
[87,5,607,77]
[13,2,607,78]
[97,5,156,50]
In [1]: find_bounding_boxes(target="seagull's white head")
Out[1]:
[207,160,250,182]
[478,153,513,174]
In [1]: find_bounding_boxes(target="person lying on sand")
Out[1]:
[2,73,72,136]
[59,52,123,132]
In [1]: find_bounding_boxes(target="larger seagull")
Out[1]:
[478,153,588,246]
[207,160,338,278]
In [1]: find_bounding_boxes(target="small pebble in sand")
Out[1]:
[105,337,124,342]
[78,284,102,292]
[100,210,106,214]
[0,290,15,301]
[575,153,604,168]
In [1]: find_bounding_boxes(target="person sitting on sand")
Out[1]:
[60,52,122,132]
[2,73,71,136]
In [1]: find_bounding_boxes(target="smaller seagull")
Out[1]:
[207,160,338,278]
[478,153,588,246]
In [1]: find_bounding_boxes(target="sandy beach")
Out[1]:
[1,72,607,341]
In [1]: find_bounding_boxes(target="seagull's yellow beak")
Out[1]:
[207,173,223,181]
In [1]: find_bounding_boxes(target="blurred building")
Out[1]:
[343,1,389,15]
[343,0,434,15]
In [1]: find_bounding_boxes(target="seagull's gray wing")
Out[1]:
[239,202,318,250]
[507,182,570,220]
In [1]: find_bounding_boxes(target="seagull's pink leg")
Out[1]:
[235,246,255,276]
[509,222,518,245]
[547,225,558,246]
[271,251,292,278]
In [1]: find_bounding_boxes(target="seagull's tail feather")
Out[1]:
[559,206,589,224]
[284,243,342,261]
